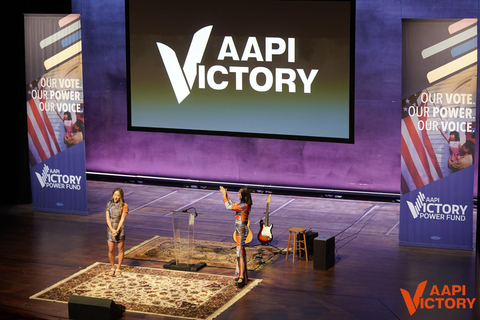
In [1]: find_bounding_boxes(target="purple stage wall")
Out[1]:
[73,0,479,195]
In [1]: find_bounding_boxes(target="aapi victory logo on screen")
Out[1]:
[156,25,319,103]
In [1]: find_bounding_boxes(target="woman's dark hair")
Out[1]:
[239,186,252,206]
[74,120,85,138]
[463,140,475,164]
[464,140,475,155]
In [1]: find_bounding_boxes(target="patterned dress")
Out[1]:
[223,196,250,279]
[106,201,128,242]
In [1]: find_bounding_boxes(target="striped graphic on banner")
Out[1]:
[27,82,62,166]
[401,91,443,194]
[422,18,478,83]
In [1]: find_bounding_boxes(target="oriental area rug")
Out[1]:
[30,262,262,320]
[124,236,282,271]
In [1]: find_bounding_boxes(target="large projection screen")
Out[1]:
[126,0,354,142]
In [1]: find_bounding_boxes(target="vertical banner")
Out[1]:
[400,19,477,250]
[24,14,87,215]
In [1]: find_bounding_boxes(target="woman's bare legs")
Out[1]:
[116,241,125,273]
[107,241,116,275]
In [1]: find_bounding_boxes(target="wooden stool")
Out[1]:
[286,227,308,263]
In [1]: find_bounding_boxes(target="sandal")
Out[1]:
[236,278,246,288]
[115,267,122,275]
[110,268,116,276]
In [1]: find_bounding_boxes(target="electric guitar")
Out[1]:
[258,194,273,244]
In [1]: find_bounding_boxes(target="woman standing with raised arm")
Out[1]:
[219,186,252,288]
[106,188,128,276]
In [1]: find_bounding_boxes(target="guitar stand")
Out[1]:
[163,208,207,272]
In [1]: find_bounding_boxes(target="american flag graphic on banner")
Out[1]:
[401,91,444,194]
[26,78,62,167]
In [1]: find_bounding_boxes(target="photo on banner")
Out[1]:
[24,14,87,215]
[400,18,477,250]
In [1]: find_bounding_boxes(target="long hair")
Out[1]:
[450,130,460,142]
[111,187,125,209]
[239,186,252,206]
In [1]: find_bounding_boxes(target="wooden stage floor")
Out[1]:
[0,181,478,320]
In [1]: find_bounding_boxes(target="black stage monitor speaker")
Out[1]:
[298,231,318,259]
[313,235,335,270]
[68,295,125,320]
